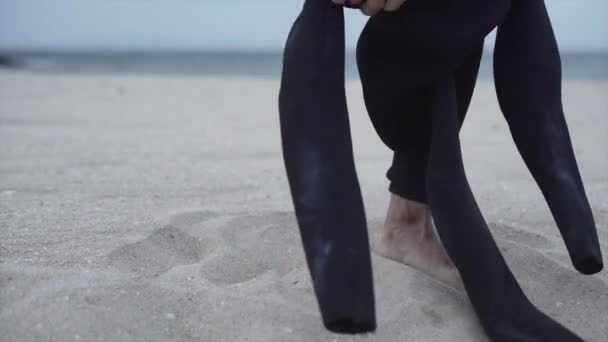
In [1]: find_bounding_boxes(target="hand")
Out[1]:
[332,0,408,16]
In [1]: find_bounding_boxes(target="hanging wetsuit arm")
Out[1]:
[279,0,376,334]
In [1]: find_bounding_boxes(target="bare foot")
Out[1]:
[373,194,464,292]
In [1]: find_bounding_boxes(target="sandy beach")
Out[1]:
[1,69,607,341]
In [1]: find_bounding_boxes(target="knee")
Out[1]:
[356,21,376,83]
[356,24,399,150]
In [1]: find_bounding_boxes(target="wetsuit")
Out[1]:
[278,0,603,340]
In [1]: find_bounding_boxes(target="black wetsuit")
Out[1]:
[278,0,604,340]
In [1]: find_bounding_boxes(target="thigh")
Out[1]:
[357,0,499,150]
[359,0,507,88]
[357,37,484,153]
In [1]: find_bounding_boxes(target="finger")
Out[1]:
[384,0,407,11]
[361,0,386,16]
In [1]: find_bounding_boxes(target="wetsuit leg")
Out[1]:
[427,76,582,342]
[357,2,583,340]
[356,0,509,151]
[385,44,484,203]
[493,0,603,274]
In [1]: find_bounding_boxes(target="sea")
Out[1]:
[1,51,607,80]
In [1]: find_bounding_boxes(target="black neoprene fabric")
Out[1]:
[386,43,483,204]
[279,0,376,333]
[278,0,603,340]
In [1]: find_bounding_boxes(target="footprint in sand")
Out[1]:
[199,211,304,285]
[107,225,209,277]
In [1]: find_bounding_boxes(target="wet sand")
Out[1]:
[1,70,606,341]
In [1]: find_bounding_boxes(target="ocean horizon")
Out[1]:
[1,50,607,80]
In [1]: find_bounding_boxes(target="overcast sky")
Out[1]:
[0,0,606,52]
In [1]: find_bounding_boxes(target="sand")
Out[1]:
[0,69,606,342]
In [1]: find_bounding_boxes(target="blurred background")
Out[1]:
[1,0,607,77]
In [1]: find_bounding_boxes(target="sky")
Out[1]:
[0,0,607,53]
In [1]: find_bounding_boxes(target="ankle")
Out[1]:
[385,194,430,227]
